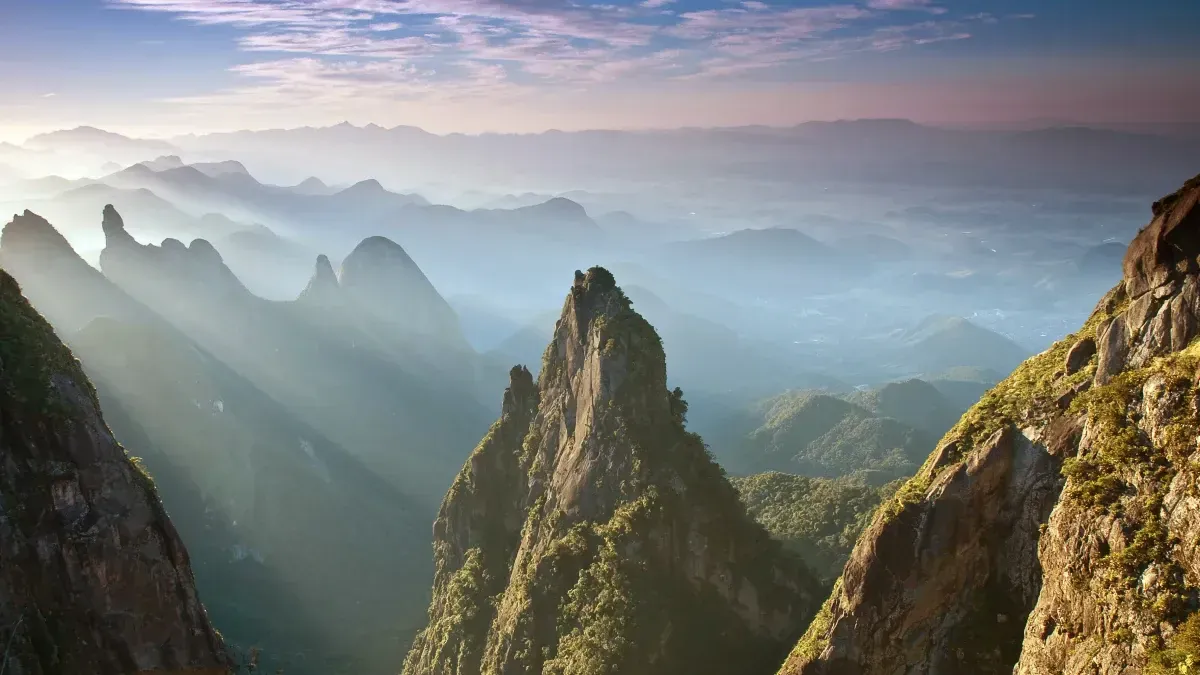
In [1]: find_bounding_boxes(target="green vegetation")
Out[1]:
[732,472,902,584]
[0,270,98,415]
[407,268,814,675]
[876,283,1128,525]
[740,390,935,480]
[1148,612,1200,675]
[780,578,839,669]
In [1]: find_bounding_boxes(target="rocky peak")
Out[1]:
[101,203,136,247]
[1,210,76,257]
[0,269,229,674]
[1123,172,1200,298]
[502,364,537,416]
[0,210,151,333]
[1095,173,1200,383]
[99,205,249,301]
[298,254,341,305]
[780,172,1200,675]
[404,267,817,675]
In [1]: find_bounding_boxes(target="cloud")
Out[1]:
[106,0,1012,112]
[41,93,57,98]
[867,0,947,14]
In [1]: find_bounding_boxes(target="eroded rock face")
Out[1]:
[403,267,819,675]
[0,270,228,675]
[780,173,1200,675]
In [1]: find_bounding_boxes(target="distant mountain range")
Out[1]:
[7,120,1198,197]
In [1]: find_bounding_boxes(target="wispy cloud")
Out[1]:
[867,0,947,14]
[41,93,57,98]
[106,0,1010,115]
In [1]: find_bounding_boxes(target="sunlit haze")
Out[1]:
[0,3,1198,675]
[2,0,1198,137]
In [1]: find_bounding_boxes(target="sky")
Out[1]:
[0,0,1198,138]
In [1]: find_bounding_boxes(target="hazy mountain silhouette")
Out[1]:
[0,209,439,674]
[96,204,492,505]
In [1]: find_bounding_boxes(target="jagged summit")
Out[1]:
[404,267,817,675]
[298,253,341,305]
[101,203,135,246]
[99,205,249,299]
[1,209,76,255]
[1122,172,1200,297]
[0,210,152,332]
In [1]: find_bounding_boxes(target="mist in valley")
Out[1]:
[0,120,1190,672]
[1,0,1198,671]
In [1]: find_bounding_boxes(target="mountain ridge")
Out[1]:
[779,171,1200,674]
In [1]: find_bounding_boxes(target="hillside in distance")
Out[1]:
[780,173,1200,674]
[168,121,1200,198]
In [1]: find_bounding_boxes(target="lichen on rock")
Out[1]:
[404,266,819,675]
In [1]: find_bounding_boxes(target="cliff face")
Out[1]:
[780,173,1200,675]
[404,268,819,675]
[0,209,440,673]
[0,269,228,675]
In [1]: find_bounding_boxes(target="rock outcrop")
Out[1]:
[0,269,229,674]
[403,267,819,675]
[779,172,1200,674]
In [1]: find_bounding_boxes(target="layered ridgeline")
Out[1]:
[95,204,490,505]
[0,209,451,674]
[403,268,819,675]
[0,268,228,674]
[780,173,1200,674]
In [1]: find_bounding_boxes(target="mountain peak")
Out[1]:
[101,203,136,246]
[339,178,386,195]
[99,206,249,301]
[404,266,817,675]
[338,236,466,346]
[1123,172,1200,297]
[527,196,588,219]
[298,254,341,305]
[1,210,76,256]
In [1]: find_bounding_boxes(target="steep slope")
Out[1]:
[338,235,471,353]
[96,205,489,505]
[0,269,228,674]
[403,268,819,675]
[0,209,437,673]
[0,209,154,332]
[73,318,433,675]
[733,472,903,587]
[780,173,1200,674]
